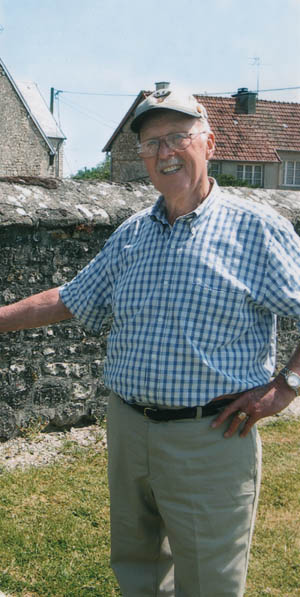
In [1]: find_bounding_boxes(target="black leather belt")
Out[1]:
[122,397,236,422]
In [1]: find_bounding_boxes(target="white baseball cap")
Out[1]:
[131,88,208,133]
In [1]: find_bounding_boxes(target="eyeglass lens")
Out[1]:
[139,133,190,156]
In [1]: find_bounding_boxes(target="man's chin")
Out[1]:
[154,174,187,193]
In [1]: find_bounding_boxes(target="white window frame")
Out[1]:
[282,160,300,186]
[236,164,263,187]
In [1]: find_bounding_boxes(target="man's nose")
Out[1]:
[157,138,175,158]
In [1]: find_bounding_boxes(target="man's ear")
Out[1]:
[206,132,215,160]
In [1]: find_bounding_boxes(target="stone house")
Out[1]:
[103,82,300,190]
[0,57,65,178]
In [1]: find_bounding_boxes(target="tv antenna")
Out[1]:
[249,56,263,94]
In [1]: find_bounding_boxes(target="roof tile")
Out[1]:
[196,95,300,162]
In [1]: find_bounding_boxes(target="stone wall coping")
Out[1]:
[0,179,300,229]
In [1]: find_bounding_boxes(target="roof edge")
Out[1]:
[0,57,56,155]
[102,90,151,152]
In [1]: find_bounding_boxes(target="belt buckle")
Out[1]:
[144,407,158,419]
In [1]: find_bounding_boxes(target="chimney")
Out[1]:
[155,81,170,91]
[233,88,257,114]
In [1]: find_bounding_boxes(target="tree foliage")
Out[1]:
[72,155,111,181]
[214,173,261,188]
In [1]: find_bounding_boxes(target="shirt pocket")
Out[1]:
[180,279,246,351]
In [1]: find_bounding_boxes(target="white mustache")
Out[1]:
[157,158,182,171]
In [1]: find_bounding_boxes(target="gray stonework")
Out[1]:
[0,63,63,178]
[110,118,149,183]
[0,179,300,441]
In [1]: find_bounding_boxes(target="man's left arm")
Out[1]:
[211,343,300,438]
[212,213,300,438]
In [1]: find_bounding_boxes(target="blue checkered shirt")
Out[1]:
[60,182,300,406]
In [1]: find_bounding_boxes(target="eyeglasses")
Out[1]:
[137,131,207,158]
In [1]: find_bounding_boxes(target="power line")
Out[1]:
[52,83,300,138]
[52,85,300,100]
[203,86,300,96]
[57,90,137,97]
[58,96,116,129]
[59,95,119,125]
[255,86,300,92]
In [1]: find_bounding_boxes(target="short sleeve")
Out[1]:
[59,238,114,332]
[262,218,300,330]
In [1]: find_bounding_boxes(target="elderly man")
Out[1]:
[1,88,300,596]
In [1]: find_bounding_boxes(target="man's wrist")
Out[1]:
[279,367,300,397]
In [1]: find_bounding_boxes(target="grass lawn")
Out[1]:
[246,418,300,597]
[0,418,299,596]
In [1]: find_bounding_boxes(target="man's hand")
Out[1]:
[211,375,297,438]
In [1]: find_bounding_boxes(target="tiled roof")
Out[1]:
[196,95,300,163]
[103,90,300,164]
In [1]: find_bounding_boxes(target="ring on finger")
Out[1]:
[237,410,248,421]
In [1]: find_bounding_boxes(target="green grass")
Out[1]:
[246,419,300,597]
[0,419,300,596]
[0,445,120,596]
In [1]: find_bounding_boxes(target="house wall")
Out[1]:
[48,138,64,178]
[263,164,278,189]
[0,65,59,178]
[110,119,149,183]
[216,161,279,189]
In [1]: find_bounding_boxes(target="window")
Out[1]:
[282,161,300,186]
[208,161,221,178]
[237,164,263,187]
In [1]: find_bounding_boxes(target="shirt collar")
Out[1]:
[150,178,221,227]
[150,195,169,226]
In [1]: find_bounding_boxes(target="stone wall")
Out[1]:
[0,65,61,178]
[0,179,156,441]
[0,179,300,441]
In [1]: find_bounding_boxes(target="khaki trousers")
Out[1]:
[107,393,261,597]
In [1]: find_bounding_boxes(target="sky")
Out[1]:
[0,0,299,177]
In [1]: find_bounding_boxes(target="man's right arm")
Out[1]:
[0,287,73,333]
